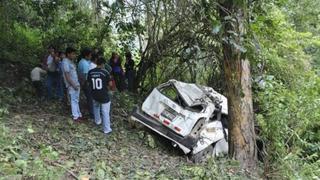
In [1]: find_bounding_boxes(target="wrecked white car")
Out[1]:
[131,80,229,162]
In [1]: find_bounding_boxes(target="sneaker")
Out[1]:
[103,130,112,134]
[95,119,102,125]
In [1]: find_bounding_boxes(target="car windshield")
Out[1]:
[160,85,187,107]
[172,81,205,106]
[159,82,204,112]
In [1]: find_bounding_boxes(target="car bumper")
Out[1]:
[130,106,198,154]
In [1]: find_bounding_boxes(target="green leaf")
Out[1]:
[27,127,34,133]
[97,168,105,179]
[147,135,156,149]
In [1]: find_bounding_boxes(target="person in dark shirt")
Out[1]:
[124,51,135,92]
[88,57,113,134]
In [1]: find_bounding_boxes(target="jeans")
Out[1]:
[82,83,94,118]
[56,74,64,100]
[68,87,82,120]
[93,100,112,133]
[46,72,59,99]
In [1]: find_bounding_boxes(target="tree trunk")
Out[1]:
[91,0,101,23]
[219,0,257,170]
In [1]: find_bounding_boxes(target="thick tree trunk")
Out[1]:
[225,59,257,169]
[219,0,257,169]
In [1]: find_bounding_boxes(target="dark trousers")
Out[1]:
[46,72,59,99]
[82,83,94,118]
[126,70,135,92]
[56,74,64,100]
[114,73,125,92]
[33,81,43,98]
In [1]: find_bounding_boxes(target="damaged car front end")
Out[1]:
[131,79,228,162]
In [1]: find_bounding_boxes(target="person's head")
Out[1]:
[111,52,117,60]
[48,45,55,55]
[96,57,106,68]
[94,47,104,56]
[59,51,66,59]
[81,47,92,60]
[93,48,99,54]
[65,47,77,60]
[54,50,60,57]
[91,53,99,64]
[111,53,119,63]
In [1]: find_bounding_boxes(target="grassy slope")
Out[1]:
[0,63,257,179]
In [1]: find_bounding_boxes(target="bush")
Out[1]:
[255,73,320,178]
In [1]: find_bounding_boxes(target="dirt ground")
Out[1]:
[1,92,196,179]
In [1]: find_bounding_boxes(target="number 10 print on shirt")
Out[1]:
[91,78,103,90]
[88,68,111,103]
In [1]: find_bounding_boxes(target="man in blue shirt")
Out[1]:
[62,47,82,121]
[78,48,94,119]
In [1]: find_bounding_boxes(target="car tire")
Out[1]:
[190,144,214,163]
[190,118,205,139]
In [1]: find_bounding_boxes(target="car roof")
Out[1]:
[170,80,206,107]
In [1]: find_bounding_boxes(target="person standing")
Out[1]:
[109,52,124,92]
[78,48,94,119]
[124,51,135,92]
[62,47,82,121]
[88,57,112,134]
[55,51,64,101]
[42,46,54,70]
[30,64,47,99]
[46,46,58,99]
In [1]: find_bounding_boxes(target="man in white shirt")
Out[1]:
[31,64,46,98]
[62,47,82,121]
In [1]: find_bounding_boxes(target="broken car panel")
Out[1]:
[131,79,229,162]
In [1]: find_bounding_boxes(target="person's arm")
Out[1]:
[106,73,113,90]
[108,80,113,89]
[78,73,86,86]
[63,61,79,90]
[65,72,79,90]
[40,68,47,74]
[77,61,85,86]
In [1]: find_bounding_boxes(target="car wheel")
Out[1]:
[190,144,214,163]
[190,118,205,139]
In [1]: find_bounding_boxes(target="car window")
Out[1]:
[160,85,187,107]
[160,85,177,101]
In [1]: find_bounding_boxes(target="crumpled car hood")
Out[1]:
[171,80,206,107]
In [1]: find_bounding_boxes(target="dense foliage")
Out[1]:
[250,1,320,178]
[0,0,319,179]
